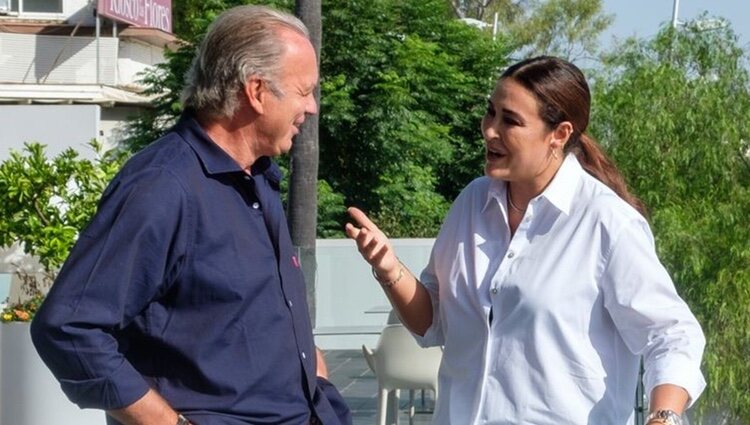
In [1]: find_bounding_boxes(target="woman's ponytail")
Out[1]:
[571,134,647,217]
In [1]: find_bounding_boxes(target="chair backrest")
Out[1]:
[372,324,442,392]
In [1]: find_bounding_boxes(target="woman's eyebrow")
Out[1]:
[501,107,524,122]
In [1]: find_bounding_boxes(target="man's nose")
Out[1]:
[306,93,318,115]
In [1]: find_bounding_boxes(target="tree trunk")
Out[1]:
[290,0,321,325]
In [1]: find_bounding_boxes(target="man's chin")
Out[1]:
[279,139,294,155]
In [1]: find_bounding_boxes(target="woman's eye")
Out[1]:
[503,116,519,126]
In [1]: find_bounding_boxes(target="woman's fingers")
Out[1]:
[345,208,392,265]
[346,206,399,276]
[347,207,380,233]
[344,222,360,239]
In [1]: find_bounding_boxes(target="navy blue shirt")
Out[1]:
[31,114,351,425]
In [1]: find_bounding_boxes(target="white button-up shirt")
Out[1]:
[416,155,705,425]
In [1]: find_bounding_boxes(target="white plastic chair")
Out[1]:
[362,324,442,425]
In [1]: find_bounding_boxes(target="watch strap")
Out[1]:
[176,413,191,425]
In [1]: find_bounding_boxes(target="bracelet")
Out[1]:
[372,264,405,289]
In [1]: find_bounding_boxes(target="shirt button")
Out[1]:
[243,175,251,181]
[491,288,498,295]
[288,300,293,308]
[301,351,307,360]
[507,251,515,259]
[252,202,260,209]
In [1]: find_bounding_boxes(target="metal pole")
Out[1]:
[113,21,118,86]
[671,0,680,28]
[492,11,498,41]
[95,13,100,84]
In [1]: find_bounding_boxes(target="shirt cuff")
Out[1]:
[59,359,150,410]
[644,353,706,408]
[410,285,444,348]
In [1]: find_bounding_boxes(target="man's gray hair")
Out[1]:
[181,5,310,119]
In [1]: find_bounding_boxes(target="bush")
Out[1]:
[0,141,125,322]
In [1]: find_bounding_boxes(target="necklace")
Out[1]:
[507,190,525,213]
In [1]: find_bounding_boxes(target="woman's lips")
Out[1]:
[486,148,506,160]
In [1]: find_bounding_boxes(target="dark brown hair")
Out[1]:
[500,56,646,216]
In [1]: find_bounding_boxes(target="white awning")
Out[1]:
[0,83,159,106]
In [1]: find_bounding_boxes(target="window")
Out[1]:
[9,0,63,13]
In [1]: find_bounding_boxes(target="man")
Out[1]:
[30,5,351,425]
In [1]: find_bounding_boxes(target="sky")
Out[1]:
[600,0,750,50]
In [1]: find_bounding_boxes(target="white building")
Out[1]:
[0,0,178,300]
[0,0,178,160]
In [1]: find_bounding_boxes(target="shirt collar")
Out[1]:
[484,178,507,214]
[483,153,583,216]
[174,112,282,187]
[538,153,582,216]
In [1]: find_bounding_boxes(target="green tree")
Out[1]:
[320,0,510,236]
[450,0,613,60]
[591,19,750,422]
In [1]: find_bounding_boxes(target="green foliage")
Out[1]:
[277,158,347,237]
[509,0,613,59]
[373,164,450,237]
[592,19,750,422]
[0,142,125,322]
[316,180,347,238]
[321,0,510,236]
[452,0,613,60]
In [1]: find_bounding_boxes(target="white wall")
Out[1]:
[0,33,118,85]
[100,104,139,149]
[1,0,94,22]
[0,104,101,161]
[117,38,166,87]
[314,238,435,349]
[64,0,93,19]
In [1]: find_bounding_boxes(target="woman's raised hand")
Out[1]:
[344,207,400,281]
[346,207,434,335]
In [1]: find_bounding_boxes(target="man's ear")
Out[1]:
[244,77,265,115]
[551,121,574,151]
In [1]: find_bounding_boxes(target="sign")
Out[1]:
[97,0,172,34]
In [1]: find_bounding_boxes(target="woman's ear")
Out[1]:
[551,121,574,151]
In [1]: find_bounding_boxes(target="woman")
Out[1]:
[345,56,705,425]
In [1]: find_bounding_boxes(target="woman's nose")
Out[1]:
[483,118,499,139]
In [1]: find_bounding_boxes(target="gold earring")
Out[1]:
[552,148,559,159]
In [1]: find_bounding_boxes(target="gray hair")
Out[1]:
[181,5,310,119]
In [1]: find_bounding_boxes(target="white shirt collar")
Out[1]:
[483,153,584,216]
[539,153,583,216]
